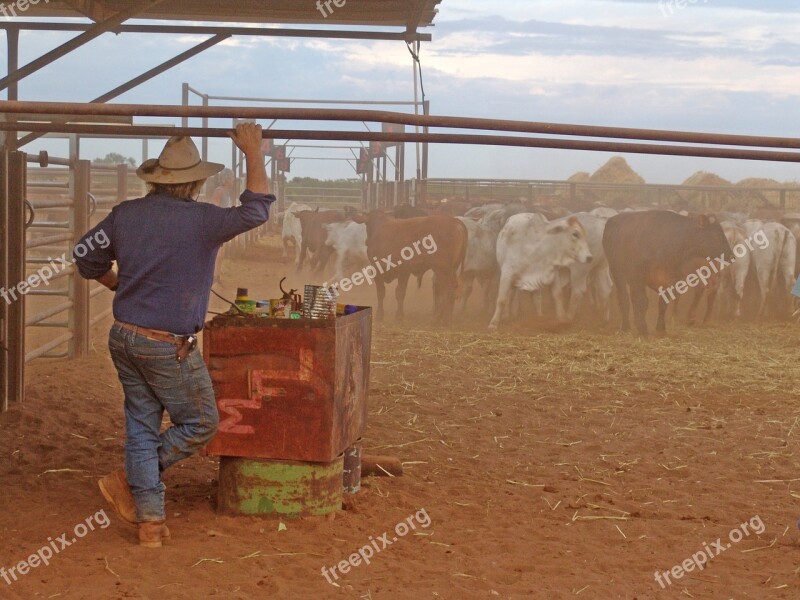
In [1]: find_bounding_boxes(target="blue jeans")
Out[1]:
[108,324,218,522]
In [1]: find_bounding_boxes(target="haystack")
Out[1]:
[578,157,645,209]
[567,171,591,183]
[682,171,732,188]
[736,177,781,188]
[735,178,797,212]
[680,172,754,212]
[589,157,645,185]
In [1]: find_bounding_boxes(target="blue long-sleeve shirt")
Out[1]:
[74,190,276,335]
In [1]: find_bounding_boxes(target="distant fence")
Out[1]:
[285,184,362,209]
[281,178,800,213]
[420,178,800,214]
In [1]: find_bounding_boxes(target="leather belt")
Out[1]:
[114,320,183,345]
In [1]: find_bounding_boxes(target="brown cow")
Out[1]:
[354,211,468,325]
[603,211,733,335]
[296,209,346,273]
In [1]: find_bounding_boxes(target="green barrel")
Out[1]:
[218,455,343,517]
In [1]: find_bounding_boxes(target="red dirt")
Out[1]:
[2,238,800,600]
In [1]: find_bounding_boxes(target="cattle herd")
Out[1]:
[275,199,799,333]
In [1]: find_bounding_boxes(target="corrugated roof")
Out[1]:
[22,0,442,29]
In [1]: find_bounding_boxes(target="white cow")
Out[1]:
[456,209,506,312]
[323,221,368,282]
[743,220,796,317]
[551,212,614,322]
[489,214,593,330]
[282,202,312,265]
[780,213,800,278]
[589,206,618,219]
[463,203,505,221]
[719,220,751,318]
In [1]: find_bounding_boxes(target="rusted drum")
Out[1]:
[218,455,343,517]
[342,438,363,494]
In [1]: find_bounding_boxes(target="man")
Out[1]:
[73,123,274,548]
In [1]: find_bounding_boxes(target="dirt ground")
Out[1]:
[2,236,800,600]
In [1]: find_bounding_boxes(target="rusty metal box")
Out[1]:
[203,308,371,462]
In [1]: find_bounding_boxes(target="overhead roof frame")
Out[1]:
[0,0,439,151]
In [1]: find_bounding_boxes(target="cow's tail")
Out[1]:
[769,228,789,293]
[779,228,797,289]
[454,220,469,299]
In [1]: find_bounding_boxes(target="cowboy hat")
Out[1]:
[137,136,224,184]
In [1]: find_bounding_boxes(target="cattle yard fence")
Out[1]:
[415,178,800,215]
[3,99,800,412]
[0,151,268,413]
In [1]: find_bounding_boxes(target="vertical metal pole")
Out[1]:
[393,145,400,207]
[69,134,80,164]
[421,100,430,206]
[412,46,421,186]
[4,27,20,153]
[141,138,149,196]
[6,28,19,101]
[0,151,8,412]
[7,151,25,406]
[202,94,209,162]
[181,82,190,129]
[71,160,91,358]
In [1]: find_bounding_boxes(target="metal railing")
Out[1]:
[413,178,800,213]
[24,157,92,363]
[285,185,362,209]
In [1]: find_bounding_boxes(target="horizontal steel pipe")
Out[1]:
[1,100,799,149]
[26,154,72,167]
[90,285,109,298]
[26,300,73,326]
[27,288,69,296]
[1,122,800,163]
[27,181,70,189]
[30,221,71,229]
[0,23,432,43]
[25,332,73,363]
[90,307,114,327]
[29,199,74,209]
[26,233,73,249]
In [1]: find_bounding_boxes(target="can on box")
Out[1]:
[270,298,291,318]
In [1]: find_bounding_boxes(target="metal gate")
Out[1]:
[1,150,107,412]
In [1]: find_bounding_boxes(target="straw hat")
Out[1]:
[137,136,224,184]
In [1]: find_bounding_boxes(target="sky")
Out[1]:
[5,0,800,184]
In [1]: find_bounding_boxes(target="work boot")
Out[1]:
[139,520,167,548]
[98,469,137,526]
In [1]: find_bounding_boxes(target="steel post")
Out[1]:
[7,152,26,407]
[0,151,7,412]
[70,160,91,358]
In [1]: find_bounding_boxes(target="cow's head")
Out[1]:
[692,213,734,263]
[547,216,593,266]
[351,209,390,247]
